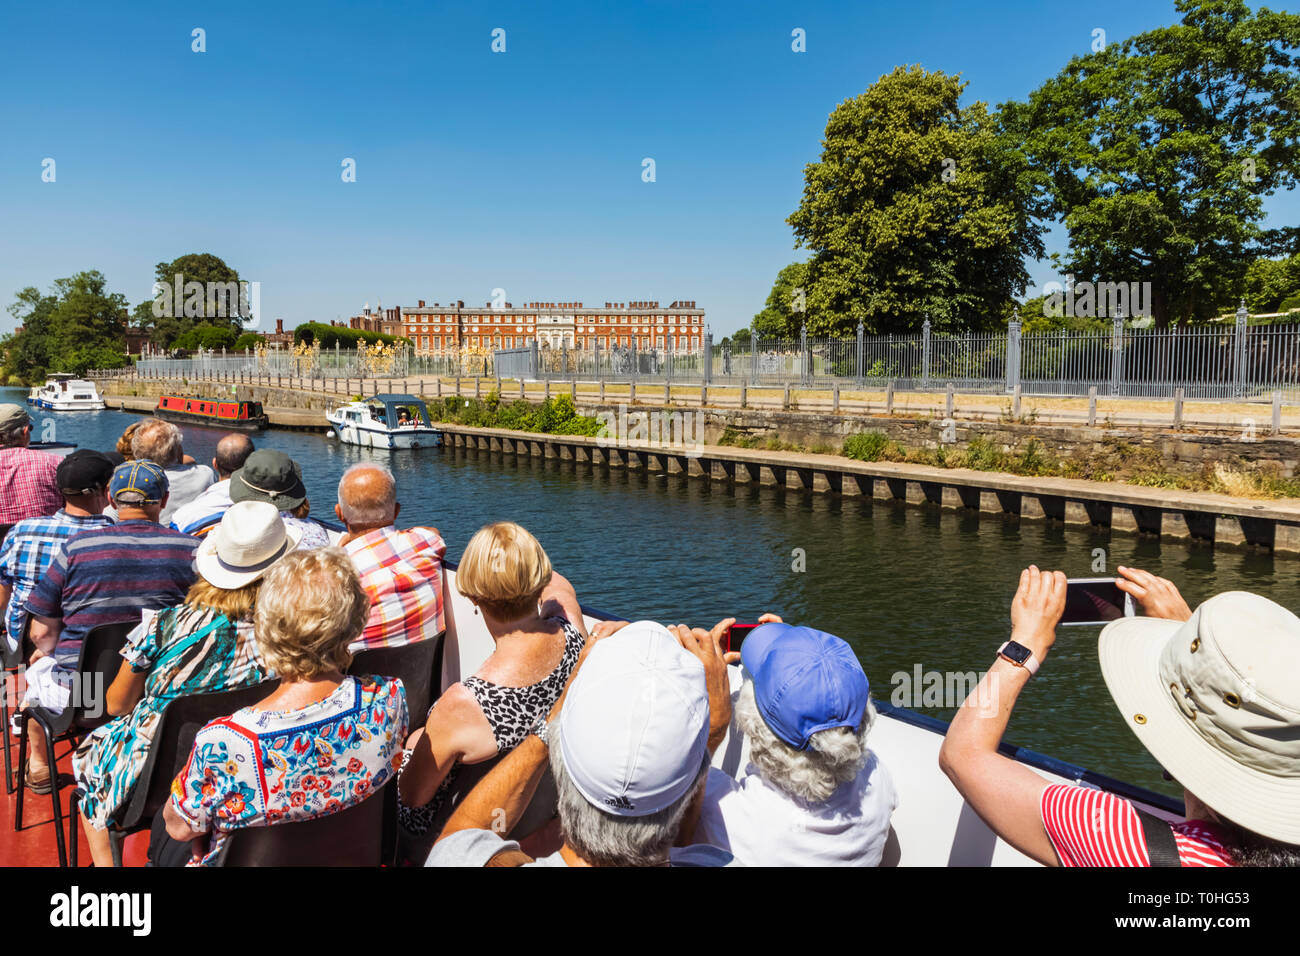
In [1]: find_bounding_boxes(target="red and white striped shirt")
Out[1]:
[343,525,446,651]
[1041,783,1234,867]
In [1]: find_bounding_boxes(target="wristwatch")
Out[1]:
[997,640,1040,677]
[530,713,551,746]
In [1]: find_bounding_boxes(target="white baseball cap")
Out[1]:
[1099,591,1300,844]
[558,621,710,817]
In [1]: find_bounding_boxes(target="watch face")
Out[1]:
[1001,641,1032,665]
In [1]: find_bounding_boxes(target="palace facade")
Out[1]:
[398,299,705,354]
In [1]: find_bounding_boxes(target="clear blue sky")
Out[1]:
[1,0,1294,336]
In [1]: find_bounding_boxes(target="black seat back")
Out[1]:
[114,679,281,832]
[29,620,135,737]
[215,776,396,867]
[348,633,444,726]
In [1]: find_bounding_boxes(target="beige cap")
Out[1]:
[1098,591,1300,844]
[0,404,31,430]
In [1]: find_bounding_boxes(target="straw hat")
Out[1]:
[196,501,302,590]
[1098,591,1300,844]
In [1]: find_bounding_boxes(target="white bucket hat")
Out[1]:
[196,500,302,590]
[1098,591,1300,845]
[558,621,710,817]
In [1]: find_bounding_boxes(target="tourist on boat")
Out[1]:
[691,618,899,866]
[168,434,257,537]
[19,461,199,795]
[115,421,142,461]
[335,463,446,653]
[129,420,215,527]
[71,501,299,867]
[939,565,1300,867]
[0,451,116,657]
[228,449,331,549]
[159,547,407,866]
[426,620,735,867]
[0,403,62,538]
[397,521,587,845]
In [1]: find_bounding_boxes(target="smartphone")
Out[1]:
[724,622,763,653]
[1059,577,1137,626]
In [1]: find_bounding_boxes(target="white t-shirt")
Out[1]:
[160,464,217,525]
[695,752,898,866]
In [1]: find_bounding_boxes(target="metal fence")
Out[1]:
[500,316,1300,401]
[121,314,1300,401]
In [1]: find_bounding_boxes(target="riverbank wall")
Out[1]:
[434,422,1300,557]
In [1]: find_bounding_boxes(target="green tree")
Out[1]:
[147,252,248,343]
[234,332,265,351]
[788,65,1048,335]
[174,323,238,351]
[751,262,811,338]
[1242,254,1300,314]
[3,272,129,380]
[1005,0,1300,327]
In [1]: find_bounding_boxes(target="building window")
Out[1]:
[692,336,699,349]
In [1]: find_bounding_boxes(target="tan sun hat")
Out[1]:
[196,501,302,590]
[1098,591,1300,845]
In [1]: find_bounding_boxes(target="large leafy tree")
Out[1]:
[750,262,810,338]
[143,252,248,344]
[1005,0,1300,327]
[2,272,128,381]
[788,65,1047,335]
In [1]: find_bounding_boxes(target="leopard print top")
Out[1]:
[397,616,584,837]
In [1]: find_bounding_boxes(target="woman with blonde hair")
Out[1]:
[162,547,407,865]
[72,500,300,867]
[397,521,589,840]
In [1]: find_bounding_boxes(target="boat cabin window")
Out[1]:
[393,404,427,426]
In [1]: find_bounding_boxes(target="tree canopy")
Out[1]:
[788,65,1048,335]
[1003,0,1300,327]
[3,272,129,382]
[140,252,249,345]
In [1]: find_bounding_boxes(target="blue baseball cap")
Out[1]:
[109,459,168,504]
[740,623,869,750]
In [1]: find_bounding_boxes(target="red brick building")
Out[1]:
[346,302,403,337]
[398,299,704,354]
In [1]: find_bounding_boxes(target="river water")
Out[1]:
[10,387,1297,798]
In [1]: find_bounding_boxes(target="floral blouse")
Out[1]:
[169,675,407,865]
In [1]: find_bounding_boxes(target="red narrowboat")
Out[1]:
[153,394,269,431]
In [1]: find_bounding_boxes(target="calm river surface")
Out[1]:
[12,387,1298,798]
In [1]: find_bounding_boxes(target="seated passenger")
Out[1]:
[692,617,898,866]
[168,433,256,537]
[336,464,446,654]
[228,449,330,549]
[939,565,1300,867]
[427,620,736,867]
[397,522,586,840]
[161,547,407,865]
[0,451,115,658]
[130,420,215,527]
[20,461,199,794]
[72,501,298,867]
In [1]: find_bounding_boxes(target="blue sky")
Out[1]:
[1,0,1294,336]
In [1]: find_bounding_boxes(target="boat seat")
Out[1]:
[349,632,445,727]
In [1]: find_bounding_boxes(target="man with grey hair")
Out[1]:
[426,620,738,867]
[336,463,446,652]
[0,403,62,537]
[130,419,214,526]
[691,617,898,866]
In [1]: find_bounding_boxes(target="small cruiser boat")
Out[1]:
[154,394,268,431]
[327,394,442,449]
[27,374,106,411]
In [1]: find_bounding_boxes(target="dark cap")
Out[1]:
[229,449,307,512]
[109,459,168,504]
[56,450,115,496]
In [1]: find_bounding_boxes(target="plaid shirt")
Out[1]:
[0,510,114,653]
[344,526,446,651]
[0,446,63,525]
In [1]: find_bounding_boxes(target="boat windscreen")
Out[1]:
[392,403,428,426]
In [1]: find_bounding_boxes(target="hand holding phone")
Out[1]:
[1059,577,1137,626]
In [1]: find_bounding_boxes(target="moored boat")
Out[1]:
[28,374,106,411]
[154,394,268,431]
[327,394,442,449]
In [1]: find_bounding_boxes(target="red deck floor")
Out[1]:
[2,732,149,867]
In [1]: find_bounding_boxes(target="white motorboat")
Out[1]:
[327,394,442,449]
[27,374,106,411]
